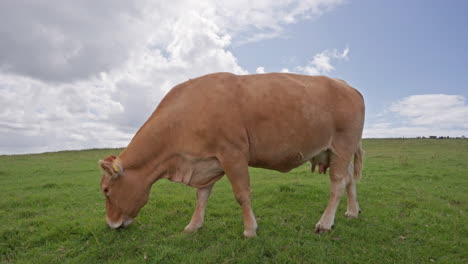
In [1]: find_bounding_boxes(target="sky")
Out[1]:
[1,0,467,154]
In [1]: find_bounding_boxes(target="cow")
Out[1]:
[98,72,364,237]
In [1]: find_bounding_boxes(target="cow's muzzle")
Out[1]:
[107,217,134,229]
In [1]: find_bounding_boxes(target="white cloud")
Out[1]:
[256,66,266,73]
[0,0,147,82]
[296,47,349,75]
[0,72,131,154]
[389,94,468,127]
[213,0,343,44]
[0,0,344,154]
[0,0,343,82]
[365,94,468,138]
[254,47,349,75]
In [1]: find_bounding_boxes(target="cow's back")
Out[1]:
[150,72,364,172]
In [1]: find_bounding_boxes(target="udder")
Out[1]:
[310,150,330,174]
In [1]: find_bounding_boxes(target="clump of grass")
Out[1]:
[399,155,409,167]
[278,185,295,192]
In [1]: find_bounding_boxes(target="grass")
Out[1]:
[0,139,467,263]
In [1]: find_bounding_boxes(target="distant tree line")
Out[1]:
[416,136,466,139]
[364,136,467,139]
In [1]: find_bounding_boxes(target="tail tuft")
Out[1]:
[353,142,364,181]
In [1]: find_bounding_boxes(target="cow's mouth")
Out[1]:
[107,217,134,229]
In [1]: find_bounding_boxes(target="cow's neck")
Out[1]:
[117,118,172,185]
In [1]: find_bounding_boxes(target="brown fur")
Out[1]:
[98,72,365,235]
[353,143,363,181]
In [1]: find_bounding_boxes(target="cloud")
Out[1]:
[0,0,344,154]
[255,48,349,75]
[213,0,343,44]
[0,0,343,83]
[256,67,266,73]
[0,0,147,82]
[389,94,468,127]
[365,94,468,138]
[296,47,349,75]
[0,72,131,154]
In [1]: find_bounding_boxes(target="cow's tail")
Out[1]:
[353,142,363,181]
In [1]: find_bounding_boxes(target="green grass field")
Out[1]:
[1,139,467,263]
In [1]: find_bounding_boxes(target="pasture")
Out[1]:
[0,139,466,263]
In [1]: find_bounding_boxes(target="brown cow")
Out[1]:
[99,72,364,237]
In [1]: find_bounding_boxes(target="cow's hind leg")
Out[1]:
[345,163,360,218]
[223,158,257,237]
[184,184,214,233]
[315,146,353,233]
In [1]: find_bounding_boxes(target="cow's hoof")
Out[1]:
[345,211,359,218]
[243,229,257,238]
[314,223,332,234]
[183,224,201,233]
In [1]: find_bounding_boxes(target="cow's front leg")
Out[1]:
[236,188,257,238]
[224,159,257,237]
[315,155,348,233]
[184,184,213,233]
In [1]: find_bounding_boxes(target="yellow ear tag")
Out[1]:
[112,163,119,173]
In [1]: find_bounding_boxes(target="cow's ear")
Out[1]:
[98,155,122,179]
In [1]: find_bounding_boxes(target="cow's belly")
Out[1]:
[249,142,330,172]
[250,149,317,172]
[247,125,333,172]
[250,153,307,172]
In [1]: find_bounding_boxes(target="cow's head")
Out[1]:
[98,155,149,229]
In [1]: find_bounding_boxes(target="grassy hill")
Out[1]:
[1,139,466,263]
